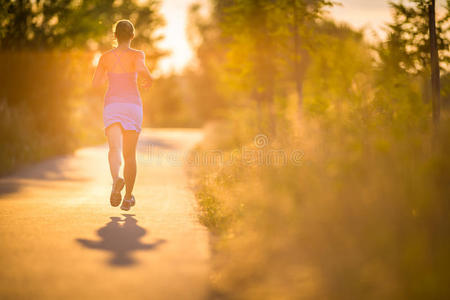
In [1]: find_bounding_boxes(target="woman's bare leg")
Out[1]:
[106,124,123,182]
[123,130,139,199]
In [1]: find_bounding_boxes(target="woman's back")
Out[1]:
[103,48,143,106]
[103,48,142,73]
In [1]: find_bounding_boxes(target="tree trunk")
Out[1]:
[428,0,441,127]
[293,1,302,113]
[292,1,310,120]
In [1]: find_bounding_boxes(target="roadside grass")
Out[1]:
[191,107,450,299]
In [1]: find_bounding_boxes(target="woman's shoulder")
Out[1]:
[99,48,144,64]
[102,47,143,54]
[129,48,145,57]
[99,49,115,62]
[101,48,116,56]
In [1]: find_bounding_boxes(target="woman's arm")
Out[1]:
[92,55,107,88]
[136,50,153,88]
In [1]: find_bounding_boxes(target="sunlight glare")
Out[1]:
[92,51,101,67]
[158,0,209,74]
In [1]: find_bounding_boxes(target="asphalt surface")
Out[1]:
[0,129,210,300]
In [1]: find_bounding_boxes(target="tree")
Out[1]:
[429,0,441,126]
[271,0,333,113]
[207,0,333,131]
[379,0,449,104]
[0,0,166,66]
[217,0,278,131]
[185,2,229,122]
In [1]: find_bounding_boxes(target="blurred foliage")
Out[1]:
[383,0,450,76]
[0,51,103,173]
[377,0,450,103]
[187,0,450,299]
[182,0,450,123]
[0,0,166,65]
[193,112,450,300]
[142,73,203,127]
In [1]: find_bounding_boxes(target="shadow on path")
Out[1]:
[77,214,165,267]
[0,151,95,197]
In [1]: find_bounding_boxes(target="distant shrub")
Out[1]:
[0,51,103,174]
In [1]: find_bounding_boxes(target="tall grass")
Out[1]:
[192,98,450,299]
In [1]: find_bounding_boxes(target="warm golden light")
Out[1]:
[158,0,209,74]
[1,1,449,299]
[327,0,448,40]
[92,51,101,67]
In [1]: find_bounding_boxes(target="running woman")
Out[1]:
[92,19,153,211]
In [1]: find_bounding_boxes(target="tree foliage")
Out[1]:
[379,0,449,75]
[377,0,449,104]
[0,0,166,62]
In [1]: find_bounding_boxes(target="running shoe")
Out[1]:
[110,177,125,207]
[121,195,135,211]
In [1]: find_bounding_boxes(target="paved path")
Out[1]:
[0,129,209,300]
